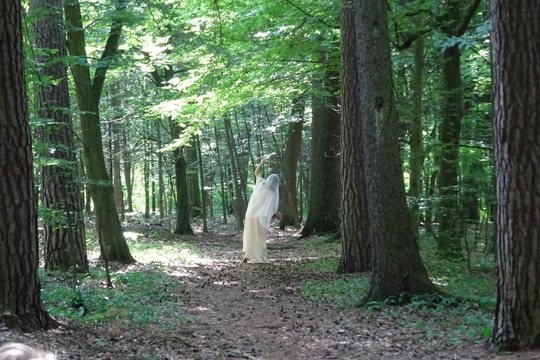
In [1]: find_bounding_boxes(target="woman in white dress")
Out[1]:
[242,156,281,263]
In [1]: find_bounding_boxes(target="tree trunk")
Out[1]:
[278,97,304,230]
[355,0,439,302]
[436,0,481,258]
[0,0,58,330]
[488,0,540,352]
[155,120,165,219]
[408,36,425,237]
[185,142,202,218]
[64,0,133,263]
[196,134,208,232]
[224,116,247,229]
[299,68,341,238]
[338,0,371,274]
[29,0,88,272]
[214,125,228,223]
[169,120,194,235]
[122,129,134,213]
[109,82,124,220]
[437,42,463,258]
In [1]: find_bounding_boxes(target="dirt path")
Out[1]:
[174,229,499,360]
[2,227,540,359]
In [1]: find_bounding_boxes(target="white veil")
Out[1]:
[245,174,280,228]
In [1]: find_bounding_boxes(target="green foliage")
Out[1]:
[42,268,188,328]
[297,234,496,343]
[41,231,200,329]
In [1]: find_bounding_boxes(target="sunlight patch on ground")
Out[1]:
[123,231,143,240]
[131,245,201,266]
[212,280,239,286]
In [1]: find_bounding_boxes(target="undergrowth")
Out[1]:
[297,233,497,343]
[41,226,198,329]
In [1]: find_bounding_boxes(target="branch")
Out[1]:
[92,0,127,98]
[283,0,338,29]
[456,0,482,36]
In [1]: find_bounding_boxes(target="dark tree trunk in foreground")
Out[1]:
[64,0,134,263]
[488,0,540,352]
[300,69,341,238]
[0,0,58,330]
[338,0,371,274]
[355,0,439,302]
[29,0,88,272]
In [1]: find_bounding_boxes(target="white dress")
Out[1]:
[242,174,279,262]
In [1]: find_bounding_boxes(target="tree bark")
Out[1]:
[488,0,540,352]
[299,67,341,238]
[0,0,58,330]
[29,0,88,272]
[338,0,371,274]
[169,120,194,235]
[64,0,133,263]
[436,0,481,258]
[278,97,304,230]
[355,0,439,302]
[224,116,247,229]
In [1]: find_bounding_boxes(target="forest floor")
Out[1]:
[2,222,540,360]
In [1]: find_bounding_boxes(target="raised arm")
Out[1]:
[254,157,267,178]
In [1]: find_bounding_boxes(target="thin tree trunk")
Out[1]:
[122,129,134,213]
[214,125,228,223]
[64,0,133,263]
[196,134,208,232]
[224,116,247,229]
[409,37,425,237]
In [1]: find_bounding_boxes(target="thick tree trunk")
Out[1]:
[278,97,304,230]
[0,0,58,330]
[29,0,88,272]
[338,0,371,274]
[300,69,341,238]
[488,0,540,352]
[64,0,133,263]
[355,0,438,302]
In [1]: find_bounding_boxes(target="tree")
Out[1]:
[355,0,439,302]
[338,0,370,274]
[277,98,304,230]
[408,36,425,237]
[436,0,481,258]
[64,0,134,263]
[299,68,341,238]
[488,0,540,352]
[29,0,89,272]
[0,0,57,330]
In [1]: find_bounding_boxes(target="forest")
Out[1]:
[0,0,539,359]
